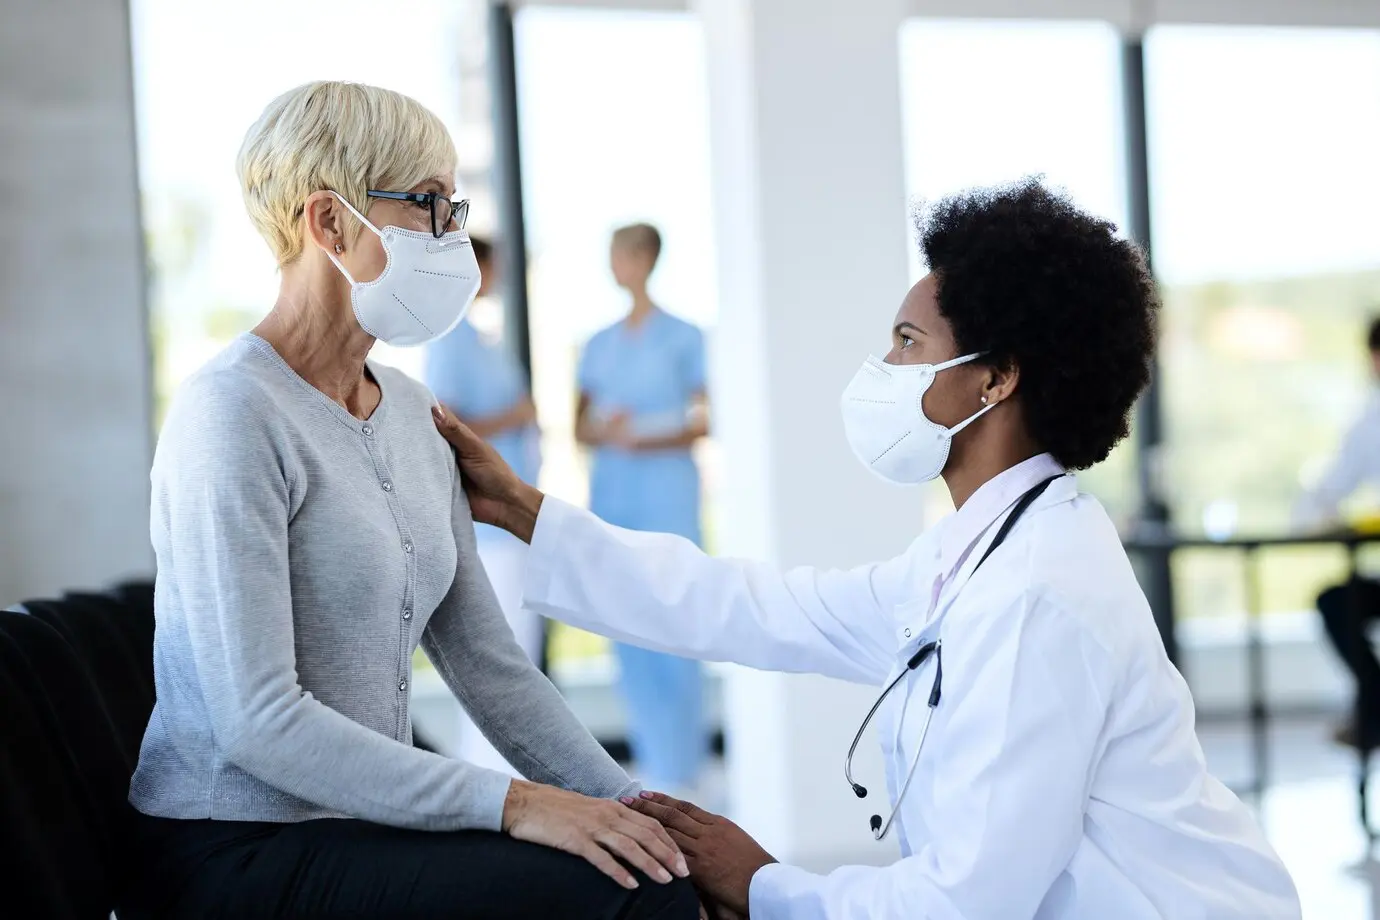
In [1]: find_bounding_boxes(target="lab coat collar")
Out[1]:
[893,453,1070,655]
[935,452,1068,582]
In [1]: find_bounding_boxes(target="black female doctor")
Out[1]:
[433,180,1299,920]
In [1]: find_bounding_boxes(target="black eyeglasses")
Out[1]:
[366,190,470,238]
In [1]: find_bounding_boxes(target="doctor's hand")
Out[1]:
[433,405,544,543]
[628,791,776,915]
[697,894,745,920]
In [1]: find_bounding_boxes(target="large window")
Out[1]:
[514,8,719,673]
[898,19,1137,526]
[1145,26,1380,620]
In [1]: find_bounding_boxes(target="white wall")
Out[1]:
[0,0,154,603]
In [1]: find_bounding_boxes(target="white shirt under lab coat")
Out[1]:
[1295,387,1380,530]
[523,454,1301,920]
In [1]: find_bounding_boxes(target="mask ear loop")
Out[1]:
[945,400,996,437]
[322,191,383,286]
[930,351,985,373]
[936,351,999,435]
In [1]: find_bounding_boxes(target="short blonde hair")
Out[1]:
[236,81,457,265]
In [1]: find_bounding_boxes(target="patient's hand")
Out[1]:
[433,405,544,542]
[502,780,689,891]
[629,791,776,915]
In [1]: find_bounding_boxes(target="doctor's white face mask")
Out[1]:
[840,353,994,485]
[324,192,481,347]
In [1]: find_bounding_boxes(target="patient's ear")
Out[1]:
[303,191,346,256]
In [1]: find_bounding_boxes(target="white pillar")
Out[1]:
[696,0,914,871]
[0,0,154,603]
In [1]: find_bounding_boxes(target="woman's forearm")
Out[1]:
[424,502,636,803]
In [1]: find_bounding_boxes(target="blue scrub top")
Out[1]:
[578,308,705,544]
[425,319,541,540]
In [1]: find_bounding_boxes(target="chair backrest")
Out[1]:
[0,584,155,920]
[24,590,156,761]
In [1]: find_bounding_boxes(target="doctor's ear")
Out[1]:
[980,358,1020,406]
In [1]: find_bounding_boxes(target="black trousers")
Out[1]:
[120,813,699,920]
[1318,577,1380,733]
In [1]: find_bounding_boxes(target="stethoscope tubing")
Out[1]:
[842,473,1064,841]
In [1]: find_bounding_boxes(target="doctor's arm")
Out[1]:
[433,406,899,685]
[744,595,1113,920]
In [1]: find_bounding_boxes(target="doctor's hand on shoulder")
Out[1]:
[433,404,542,540]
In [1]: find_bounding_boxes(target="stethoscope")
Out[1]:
[843,473,1065,841]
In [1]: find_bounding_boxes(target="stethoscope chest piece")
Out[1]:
[844,640,943,841]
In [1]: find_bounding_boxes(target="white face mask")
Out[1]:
[840,352,994,485]
[324,192,481,347]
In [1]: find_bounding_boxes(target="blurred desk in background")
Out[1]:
[1123,527,1380,836]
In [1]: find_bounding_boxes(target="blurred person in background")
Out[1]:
[425,235,546,777]
[1296,316,1380,748]
[575,223,710,800]
[122,80,693,919]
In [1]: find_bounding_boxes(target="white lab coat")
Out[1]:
[523,454,1301,920]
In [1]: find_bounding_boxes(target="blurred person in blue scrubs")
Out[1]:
[576,223,710,798]
[425,235,544,775]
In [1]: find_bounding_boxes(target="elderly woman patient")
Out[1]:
[121,81,695,920]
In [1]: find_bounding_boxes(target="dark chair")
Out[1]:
[22,589,157,762]
[0,581,454,916]
[0,587,154,920]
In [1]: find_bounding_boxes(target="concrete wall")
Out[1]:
[0,0,155,603]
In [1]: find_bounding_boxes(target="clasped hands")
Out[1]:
[620,791,777,920]
[583,410,646,451]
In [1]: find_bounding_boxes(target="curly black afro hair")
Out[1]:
[917,178,1159,470]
